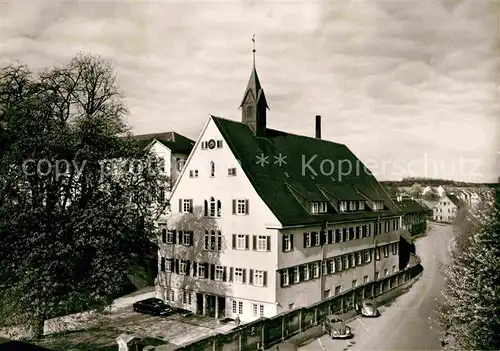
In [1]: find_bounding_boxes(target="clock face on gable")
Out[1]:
[208,139,216,149]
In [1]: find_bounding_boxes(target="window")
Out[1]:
[335,229,341,243]
[252,304,264,317]
[182,231,192,246]
[356,252,362,265]
[355,226,360,239]
[342,255,349,270]
[181,199,192,213]
[312,263,319,278]
[364,249,371,263]
[161,228,167,243]
[392,265,397,273]
[322,261,328,275]
[235,268,244,284]
[310,202,327,214]
[176,158,184,171]
[352,279,357,288]
[165,258,172,272]
[179,260,187,275]
[304,265,310,280]
[215,265,224,281]
[349,201,356,211]
[257,236,267,251]
[384,268,388,276]
[216,140,223,148]
[254,270,264,286]
[236,301,243,315]
[329,259,335,273]
[283,235,293,251]
[324,290,330,299]
[237,234,246,250]
[189,170,199,178]
[209,161,215,177]
[376,247,381,260]
[383,246,389,258]
[334,286,342,295]
[304,233,311,248]
[204,230,222,251]
[320,202,327,213]
[342,228,348,242]
[392,242,398,255]
[282,270,289,286]
[259,305,264,317]
[310,202,319,214]
[349,227,355,240]
[339,201,347,212]
[182,291,192,305]
[364,275,369,283]
[375,271,379,280]
[315,231,320,246]
[293,267,300,283]
[359,201,365,210]
[198,263,205,277]
[288,303,295,310]
[232,300,237,314]
[160,257,165,271]
[349,254,355,267]
[236,199,247,214]
[228,168,237,176]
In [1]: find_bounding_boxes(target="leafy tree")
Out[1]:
[423,187,439,200]
[0,54,168,338]
[408,183,423,198]
[438,209,500,350]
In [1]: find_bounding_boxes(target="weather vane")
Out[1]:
[252,34,256,67]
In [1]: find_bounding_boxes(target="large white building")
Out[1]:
[155,62,411,323]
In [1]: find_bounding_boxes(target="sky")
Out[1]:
[1,0,499,183]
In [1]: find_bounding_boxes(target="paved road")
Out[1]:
[300,223,455,351]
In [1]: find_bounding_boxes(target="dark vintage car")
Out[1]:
[356,299,380,317]
[133,298,173,316]
[322,315,352,339]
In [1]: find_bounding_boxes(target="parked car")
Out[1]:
[355,299,380,317]
[133,298,173,316]
[322,314,352,339]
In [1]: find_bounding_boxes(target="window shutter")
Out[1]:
[204,263,209,279]
[178,231,182,245]
[282,236,286,252]
[162,230,166,243]
[328,230,333,244]
[172,230,177,244]
[223,267,227,282]
[175,259,180,274]
[299,266,305,281]
[263,271,268,287]
[189,199,193,213]
[232,234,236,249]
[245,199,249,214]
[249,269,254,285]
[179,199,182,212]
[311,232,317,246]
[186,260,191,276]
[193,262,198,276]
[160,257,165,272]
[266,236,271,252]
[303,233,307,248]
[253,235,257,250]
[170,259,174,272]
[245,235,249,250]
[189,231,194,246]
[232,200,236,214]
[280,272,284,288]
[210,264,215,280]
[242,269,246,284]
[229,267,234,282]
[290,234,294,250]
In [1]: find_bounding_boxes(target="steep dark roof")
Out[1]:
[211,116,402,226]
[393,197,429,214]
[447,194,462,207]
[239,67,269,109]
[132,131,195,154]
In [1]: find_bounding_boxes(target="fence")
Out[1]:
[176,260,423,351]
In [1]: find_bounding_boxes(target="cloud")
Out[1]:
[0,0,497,182]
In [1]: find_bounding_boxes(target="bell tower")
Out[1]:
[239,35,269,137]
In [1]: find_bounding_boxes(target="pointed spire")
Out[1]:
[239,35,268,109]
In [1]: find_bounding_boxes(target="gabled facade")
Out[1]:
[436,185,446,197]
[132,131,195,196]
[155,61,410,323]
[432,193,461,222]
[393,195,428,236]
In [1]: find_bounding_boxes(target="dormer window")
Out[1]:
[339,201,347,212]
[349,201,357,211]
[373,201,384,211]
[310,202,327,214]
[359,201,365,210]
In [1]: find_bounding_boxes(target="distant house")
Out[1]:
[436,186,446,198]
[393,195,429,236]
[432,194,461,223]
[421,186,432,196]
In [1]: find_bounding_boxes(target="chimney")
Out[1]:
[315,115,321,139]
